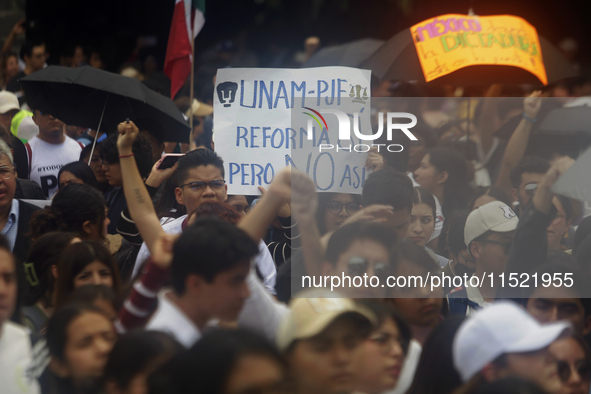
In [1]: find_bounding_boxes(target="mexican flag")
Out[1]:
[164,0,205,99]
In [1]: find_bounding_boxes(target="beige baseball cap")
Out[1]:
[185,98,213,118]
[0,91,20,114]
[464,201,519,246]
[276,289,377,351]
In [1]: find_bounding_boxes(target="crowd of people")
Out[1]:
[2,20,591,394]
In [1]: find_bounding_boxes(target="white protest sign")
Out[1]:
[214,67,372,195]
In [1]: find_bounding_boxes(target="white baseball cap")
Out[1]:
[276,288,376,351]
[464,201,519,246]
[0,91,20,114]
[453,302,571,382]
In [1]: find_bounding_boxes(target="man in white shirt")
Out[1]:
[146,218,260,348]
[26,110,83,198]
[448,201,519,315]
[0,235,41,394]
[133,149,277,293]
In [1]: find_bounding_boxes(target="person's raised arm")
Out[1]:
[1,18,25,55]
[116,120,169,254]
[495,91,542,196]
[238,168,293,242]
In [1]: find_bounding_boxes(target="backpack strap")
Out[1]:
[447,286,483,315]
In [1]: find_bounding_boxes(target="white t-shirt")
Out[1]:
[386,339,422,394]
[25,136,83,198]
[132,215,278,294]
[0,322,41,394]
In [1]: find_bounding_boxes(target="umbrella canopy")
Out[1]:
[538,102,591,134]
[360,29,577,86]
[304,39,385,68]
[552,145,591,203]
[20,66,190,142]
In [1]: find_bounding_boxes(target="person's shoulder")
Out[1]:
[64,136,84,150]
[162,215,187,234]
[0,321,30,344]
[17,199,42,214]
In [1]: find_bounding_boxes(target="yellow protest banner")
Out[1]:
[411,14,547,85]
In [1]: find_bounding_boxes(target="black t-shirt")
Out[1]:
[12,135,29,179]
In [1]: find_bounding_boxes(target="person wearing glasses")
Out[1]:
[441,213,475,292]
[448,200,519,316]
[508,156,551,216]
[0,139,40,263]
[125,125,277,294]
[452,302,571,394]
[549,335,591,394]
[354,301,412,394]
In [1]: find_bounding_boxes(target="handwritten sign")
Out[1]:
[214,67,372,195]
[411,14,547,84]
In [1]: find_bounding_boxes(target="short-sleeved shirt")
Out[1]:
[25,136,83,198]
[0,321,41,394]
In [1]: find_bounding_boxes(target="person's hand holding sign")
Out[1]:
[365,146,385,172]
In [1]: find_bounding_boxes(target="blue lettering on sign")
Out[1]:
[229,163,240,184]
[250,127,260,148]
[229,162,275,186]
[313,152,335,191]
[236,127,248,147]
[291,81,306,108]
[259,81,273,109]
[274,81,289,109]
[271,128,284,148]
[240,80,257,108]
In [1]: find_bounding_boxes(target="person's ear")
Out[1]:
[82,220,93,236]
[175,187,185,206]
[185,274,205,296]
[32,111,39,125]
[49,358,70,378]
[436,170,449,185]
[51,264,58,279]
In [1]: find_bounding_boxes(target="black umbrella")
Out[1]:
[538,103,591,134]
[20,66,190,144]
[360,29,577,86]
[304,39,385,68]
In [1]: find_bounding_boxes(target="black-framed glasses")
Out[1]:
[327,201,361,215]
[557,360,591,383]
[479,239,513,255]
[180,179,225,192]
[347,256,390,280]
[0,165,15,180]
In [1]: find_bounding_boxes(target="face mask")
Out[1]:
[454,261,475,277]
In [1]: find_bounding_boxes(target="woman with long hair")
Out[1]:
[414,146,474,218]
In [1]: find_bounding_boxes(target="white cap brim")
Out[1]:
[509,321,571,353]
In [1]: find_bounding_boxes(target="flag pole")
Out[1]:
[188,19,195,151]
